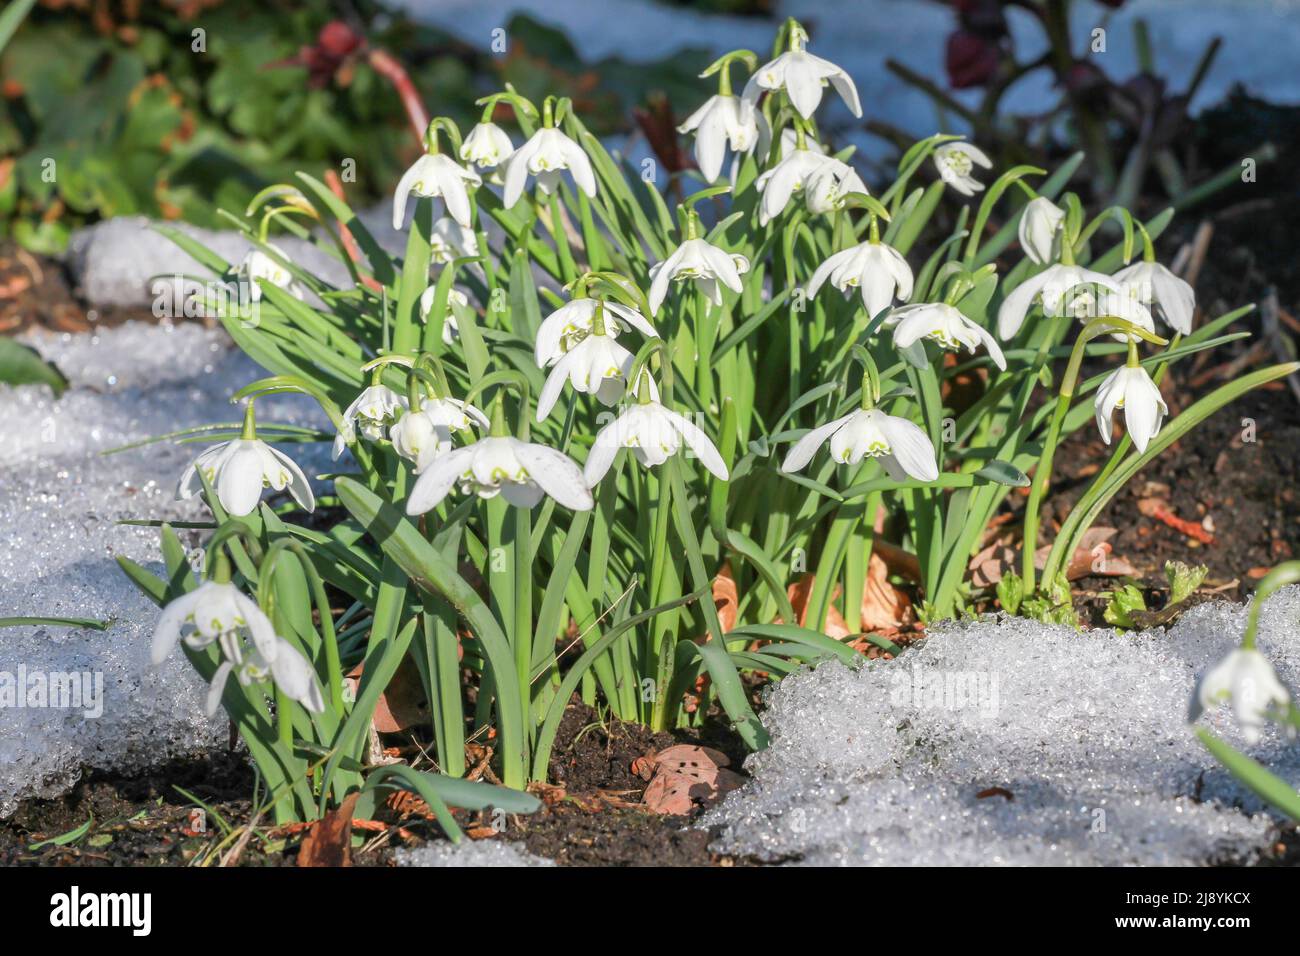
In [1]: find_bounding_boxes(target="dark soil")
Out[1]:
[0,701,754,867]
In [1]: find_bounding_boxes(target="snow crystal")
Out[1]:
[396,839,555,867]
[704,594,1300,865]
[0,321,329,816]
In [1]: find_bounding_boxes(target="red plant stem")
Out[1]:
[325,169,382,293]
[367,48,429,145]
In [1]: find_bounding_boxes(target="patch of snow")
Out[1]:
[396,839,555,867]
[704,594,1300,865]
[0,321,329,816]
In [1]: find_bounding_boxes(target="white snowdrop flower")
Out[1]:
[459,121,515,169]
[503,127,596,208]
[151,580,324,717]
[584,399,729,486]
[406,436,593,512]
[178,439,315,517]
[743,26,861,120]
[996,263,1122,340]
[1018,196,1066,266]
[648,237,749,315]
[237,246,300,303]
[1093,364,1167,453]
[390,397,489,473]
[891,302,1006,370]
[803,157,869,215]
[429,217,479,265]
[1065,287,1155,342]
[781,408,939,481]
[1190,648,1292,745]
[806,240,913,318]
[392,151,482,230]
[1114,260,1195,335]
[205,635,325,718]
[679,94,761,183]
[933,141,993,196]
[534,298,658,368]
[419,285,470,345]
[754,147,834,226]
[332,384,409,459]
[537,327,653,421]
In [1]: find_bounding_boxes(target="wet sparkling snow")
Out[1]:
[0,321,327,815]
[396,840,555,867]
[704,597,1300,865]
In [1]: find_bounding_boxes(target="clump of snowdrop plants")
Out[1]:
[120,17,1295,821]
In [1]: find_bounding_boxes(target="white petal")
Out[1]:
[513,442,594,511]
[205,661,235,717]
[151,590,201,665]
[584,419,624,487]
[996,270,1052,340]
[664,408,729,480]
[406,446,474,515]
[267,446,315,513]
[781,413,854,473]
[879,415,939,481]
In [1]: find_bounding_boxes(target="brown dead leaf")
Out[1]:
[641,745,744,815]
[1033,527,1136,580]
[859,552,913,632]
[297,792,359,867]
[784,575,852,638]
[713,561,738,634]
[345,652,428,733]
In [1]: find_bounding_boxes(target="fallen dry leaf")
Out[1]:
[345,652,429,734]
[297,792,359,867]
[859,552,913,632]
[641,744,744,816]
[784,574,852,638]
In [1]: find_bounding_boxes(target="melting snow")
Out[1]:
[0,321,328,816]
[704,595,1300,865]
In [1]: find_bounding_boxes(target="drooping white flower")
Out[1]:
[534,298,658,368]
[406,436,593,512]
[1093,364,1168,453]
[237,246,300,303]
[1190,648,1292,745]
[803,158,869,215]
[754,147,836,225]
[1114,260,1195,335]
[177,439,315,517]
[390,397,489,473]
[502,127,596,208]
[781,408,939,481]
[996,263,1122,340]
[537,327,655,421]
[151,580,324,717]
[1065,287,1155,342]
[891,302,1006,370]
[743,33,861,119]
[584,400,728,486]
[933,141,992,196]
[806,240,913,318]
[679,94,762,183]
[419,285,471,345]
[428,217,480,265]
[332,385,409,459]
[1018,196,1066,266]
[648,238,749,314]
[392,152,481,230]
[459,121,515,169]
